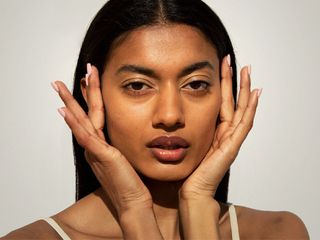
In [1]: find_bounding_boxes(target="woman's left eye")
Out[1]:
[183,81,209,90]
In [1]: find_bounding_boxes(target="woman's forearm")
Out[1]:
[179,197,221,239]
[119,207,163,240]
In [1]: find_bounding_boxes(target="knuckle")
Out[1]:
[108,148,123,161]
[77,114,90,126]
[89,103,104,113]
[236,103,245,112]
[77,131,94,148]
[229,146,240,159]
[239,119,253,130]
[225,138,239,157]
[61,91,73,102]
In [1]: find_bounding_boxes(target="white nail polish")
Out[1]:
[51,81,59,92]
[87,63,92,75]
[58,108,66,118]
[85,73,89,86]
[257,88,263,98]
[227,54,231,66]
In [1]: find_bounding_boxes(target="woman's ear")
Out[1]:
[80,77,88,103]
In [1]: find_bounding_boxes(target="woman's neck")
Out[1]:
[94,178,183,239]
[142,177,183,208]
[141,177,184,239]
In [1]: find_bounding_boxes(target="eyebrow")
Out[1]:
[116,61,214,79]
[178,61,214,78]
[116,65,159,78]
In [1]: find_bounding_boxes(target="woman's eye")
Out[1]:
[127,82,148,90]
[184,81,209,90]
[123,81,152,96]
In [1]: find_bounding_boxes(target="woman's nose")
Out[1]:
[152,84,185,130]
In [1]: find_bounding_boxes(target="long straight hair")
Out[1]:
[72,0,237,202]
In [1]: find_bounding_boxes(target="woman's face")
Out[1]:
[101,24,221,181]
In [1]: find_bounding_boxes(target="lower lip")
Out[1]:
[150,148,187,162]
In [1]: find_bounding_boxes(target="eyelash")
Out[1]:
[122,80,210,96]
[183,81,210,91]
[123,81,152,96]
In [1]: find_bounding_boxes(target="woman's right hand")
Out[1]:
[52,65,164,239]
[52,65,152,215]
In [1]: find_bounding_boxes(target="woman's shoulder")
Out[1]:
[1,190,117,240]
[234,204,309,239]
[1,220,61,239]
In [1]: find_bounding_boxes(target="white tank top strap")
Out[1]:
[228,204,240,240]
[43,217,71,240]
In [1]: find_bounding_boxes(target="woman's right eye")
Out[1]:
[122,81,152,96]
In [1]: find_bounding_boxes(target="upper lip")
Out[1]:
[147,136,190,149]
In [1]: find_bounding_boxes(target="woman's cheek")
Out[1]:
[105,105,147,149]
[105,103,130,143]
[195,102,220,156]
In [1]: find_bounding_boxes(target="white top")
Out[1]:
[229,204,240,240]
[42,218,71,240]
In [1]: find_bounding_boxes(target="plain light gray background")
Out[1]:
[0,0,319,238]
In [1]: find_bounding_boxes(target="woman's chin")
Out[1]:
[136,165,195,182]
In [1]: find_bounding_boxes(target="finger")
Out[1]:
[197,90,260,186]
[54,81,96,135]
[86,64,105,132]
[232,66,251,127]
[220,55,234,123]
[58,107,107,156]
[229,89,260,150]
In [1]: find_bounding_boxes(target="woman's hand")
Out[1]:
[180,55,261,200]
[52,65,163,239]
[178,56,261,238]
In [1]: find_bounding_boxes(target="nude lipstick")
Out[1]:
[147,136,189,162]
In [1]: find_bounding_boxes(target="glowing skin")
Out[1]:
[101,24,221,181]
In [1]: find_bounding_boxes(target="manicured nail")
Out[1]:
[226,54,231,66]
[257,88,263,98]
[51,81,59,92]
[85,73,89,86]
[230,66,233,76]
[87,63,92,75]
[248,64,251,76]
[58,108,66,118]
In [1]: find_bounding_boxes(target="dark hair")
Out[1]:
[72,0,237,202]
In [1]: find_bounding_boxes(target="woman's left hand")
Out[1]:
[178,56,261,239]
[180,56,261,201]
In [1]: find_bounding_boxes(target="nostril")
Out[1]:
[153,121,185,132]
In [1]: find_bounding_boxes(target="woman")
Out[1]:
[2,0,309,239]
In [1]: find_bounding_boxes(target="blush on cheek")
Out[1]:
[197,107,219,155]
[105,110,127,145]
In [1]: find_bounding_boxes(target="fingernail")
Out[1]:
[257,88,263,98]
[87,63,92,75]
[58,108,66,118]
[230,66,233,76]
[51,81,59,92]
[226,54,231,66]
[85,73,89,86]
[248,64,251,76]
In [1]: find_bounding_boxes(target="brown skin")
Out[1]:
[2,24,309,239]
[3,195,309,239]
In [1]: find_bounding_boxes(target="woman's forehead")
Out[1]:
[106,24,219,70]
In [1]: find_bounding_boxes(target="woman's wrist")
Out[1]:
[119,206,163,240]
[179,197,221,239]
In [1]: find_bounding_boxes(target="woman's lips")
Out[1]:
[150,147,187,162]
[147,136,190,162]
